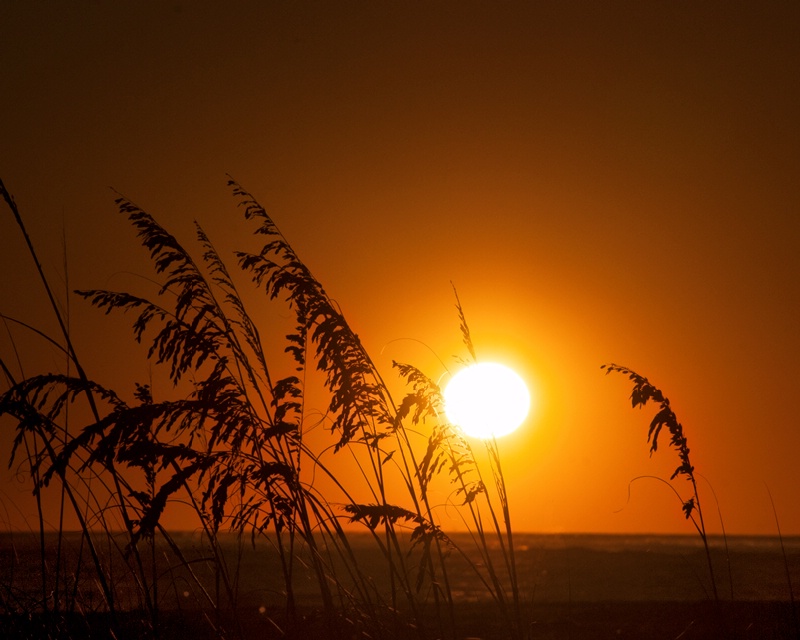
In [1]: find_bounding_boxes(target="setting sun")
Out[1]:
[443,362,531,439]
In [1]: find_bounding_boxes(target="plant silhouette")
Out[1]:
[602,363,720,603]
[0,178,527,640]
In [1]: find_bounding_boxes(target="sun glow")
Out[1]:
[443,362,531,439]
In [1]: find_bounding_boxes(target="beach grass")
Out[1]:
[1,178,798,639]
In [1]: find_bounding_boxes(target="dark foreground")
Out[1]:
[2,600,798,639]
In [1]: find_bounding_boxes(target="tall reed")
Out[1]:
[602,363,719,603]
[0,177,529,639]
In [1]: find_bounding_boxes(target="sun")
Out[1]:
[443,362,531,439]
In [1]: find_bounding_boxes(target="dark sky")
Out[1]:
[1,1,799,534]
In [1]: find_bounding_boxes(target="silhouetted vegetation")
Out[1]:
[0,178,527,639]
[1,178,797,639]
[601,364,720,601]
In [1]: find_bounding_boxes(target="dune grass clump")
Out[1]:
[0,177,527,640]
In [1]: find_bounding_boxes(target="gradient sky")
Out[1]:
[1,2,799,535]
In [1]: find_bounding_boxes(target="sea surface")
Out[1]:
[461,532,800,603]
[1,531,798,611]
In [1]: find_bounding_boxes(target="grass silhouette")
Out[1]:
[0,178,528,640]
[1,178,797,639]
[601,363,720,603]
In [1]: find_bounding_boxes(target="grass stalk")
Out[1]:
[1,179,125,629]
[603,364,719,606]
[765,484,798,637]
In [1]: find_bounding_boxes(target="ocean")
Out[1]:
[2,531,797,610]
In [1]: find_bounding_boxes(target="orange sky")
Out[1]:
[1,2,799,535]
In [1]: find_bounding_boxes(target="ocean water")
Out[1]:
[461,533,800,603]
[1,531,797,611]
